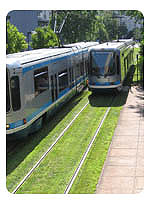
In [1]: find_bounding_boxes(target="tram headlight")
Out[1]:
[6,124,10,130]
[23,118,27,124]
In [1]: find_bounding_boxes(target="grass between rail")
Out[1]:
[16,103,108,193]
[69,90,128,194]
[7,89,129,194]
[6,90,90,192]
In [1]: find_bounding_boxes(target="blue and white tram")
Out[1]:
[88,39,135,93]
[6,42,98,139]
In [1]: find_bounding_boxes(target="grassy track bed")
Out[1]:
[7,90,90,192]
[69,91,127,194]
[15,95,113,193]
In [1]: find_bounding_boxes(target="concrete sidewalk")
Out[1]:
[96,86,144,194]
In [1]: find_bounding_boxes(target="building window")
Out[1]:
[34,67,49,97]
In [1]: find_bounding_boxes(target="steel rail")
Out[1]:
[64,106,111,194]
[12,101,89,194]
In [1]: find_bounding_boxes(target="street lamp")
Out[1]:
[27,31,36,50]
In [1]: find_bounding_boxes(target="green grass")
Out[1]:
[6,90,90,192]
[7,89,128,194]
[69,106,122,193]
[16,103,108,193]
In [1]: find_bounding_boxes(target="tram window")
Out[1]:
[58,70,68,93]
[69,68,74,88]
[34,67,49,97]
[86,59,90,75]
[10,76,21,111]
[80,61,84,76]
[116,55,120,75]
[6,70,10,112]
[51,75,55,102]
[55,74,58,99]
[76,63,80,78]
[91,51,116,76]
[129,53,131,64]
[124,58,127,74]
[127,57,129,69]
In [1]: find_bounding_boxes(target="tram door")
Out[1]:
[72,47,78,93]
[51,75,55,102]
[54,74,58,100]
[51,74,58,102]
[116,55,120,75]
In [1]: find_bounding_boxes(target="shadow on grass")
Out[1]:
[88,88,129,108]
[6,91,88,176]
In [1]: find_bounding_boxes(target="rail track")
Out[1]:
[9,92,116,194]
[64,106,111,194]
[64,93,115,194]
[12,101,89,194]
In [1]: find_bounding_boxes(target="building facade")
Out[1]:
[7,10,52,49]
[8,10,52,36]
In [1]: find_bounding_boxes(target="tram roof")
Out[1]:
[63,41,99,49]
[6,47,73,67]
[90,39,134,51]
[6,41,99,69]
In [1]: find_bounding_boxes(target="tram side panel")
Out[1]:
[120,45,135,85]
[6,66,37,138]
[87,41,135,93]
[7,53,79,139]
[18,63,52,136]
[7,43,98,139]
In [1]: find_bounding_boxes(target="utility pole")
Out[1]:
[53,11,69,46]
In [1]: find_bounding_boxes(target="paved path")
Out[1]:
[96,86,144,194]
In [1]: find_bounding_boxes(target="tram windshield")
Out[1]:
[91,51,116,76]
[6,70,10,112]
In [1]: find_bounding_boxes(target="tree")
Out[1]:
[6,21,28,54]
[117,22,128,38]
[50,10,99,44]
[124,10,144,87]
[125,10,144,24]
[30,26,59,49]
[94,16,109,42]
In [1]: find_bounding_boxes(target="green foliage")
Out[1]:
[51,10,99,44]
[7,11,144,53]
[125,10,144,23]
[139,39,144,56]
[124,10,144,87]
[50,10,129,44]
[6,21,28,54]
[96,23,109,42]
[30,26,59,49]
[91,15,109,42]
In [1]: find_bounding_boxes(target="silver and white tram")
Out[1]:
[6,42,98,139]
[88,39,135,93]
